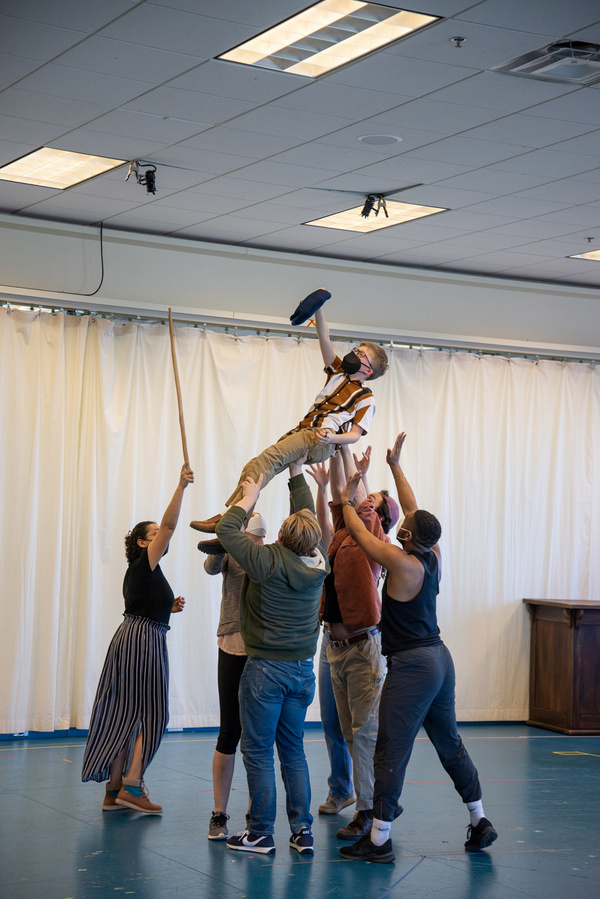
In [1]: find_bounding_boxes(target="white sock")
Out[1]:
[370,817,391,846]
[467,800,485,826]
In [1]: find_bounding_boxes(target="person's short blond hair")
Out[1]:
[360,341,389,381]
[279,509,322,557]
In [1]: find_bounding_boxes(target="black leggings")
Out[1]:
[216,647,247,755]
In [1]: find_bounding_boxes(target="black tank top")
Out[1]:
[123,548,174,625]
[381,550,441,655]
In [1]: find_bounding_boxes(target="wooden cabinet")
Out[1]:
[523,599,600,735]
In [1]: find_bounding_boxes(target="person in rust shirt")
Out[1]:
[309,445,399,841]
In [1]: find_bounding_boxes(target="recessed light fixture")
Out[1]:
[218,1,440,78]
[569,249,600,261]
[357,134,402,145]
[0,148,126,189]
[304,199,447,232]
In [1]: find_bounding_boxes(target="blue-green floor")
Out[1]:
[1,724,599,898]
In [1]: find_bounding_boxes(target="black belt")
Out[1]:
[328,626,380,649]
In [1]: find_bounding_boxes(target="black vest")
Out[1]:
[381,550,441,656]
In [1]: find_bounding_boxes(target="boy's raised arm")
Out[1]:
[314,307,336,367]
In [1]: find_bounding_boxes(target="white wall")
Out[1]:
[2,213,600,357]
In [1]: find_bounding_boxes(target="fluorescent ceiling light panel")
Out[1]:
[218,1,439,77]
[304,199,447,232]
[0,148,126,188]
[569,249,600,261]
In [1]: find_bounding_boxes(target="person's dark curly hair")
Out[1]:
[378,490,393,534]
[124,520,154,564]
[412,510,442,548]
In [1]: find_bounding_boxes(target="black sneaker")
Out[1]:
[208,810,229,840]
[337,809,373,840]
[226,831,276,854]
[289,828,314,855]
[339,834,395,864]
[465,817,498,851]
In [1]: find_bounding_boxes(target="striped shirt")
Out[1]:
[297,356,375,435]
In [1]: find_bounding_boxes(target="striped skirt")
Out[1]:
[81,614,170,783]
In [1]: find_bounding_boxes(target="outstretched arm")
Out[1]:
[342,444,369,505]
[307,462,333,550]
[314,307,336,368]
[386,432,417,514]
[147,462,194,570]
[340,471,400,570]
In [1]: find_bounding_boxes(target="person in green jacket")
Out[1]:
[216,453,330,857]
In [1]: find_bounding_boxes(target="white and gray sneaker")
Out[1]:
[226,830,276,854]
[208,811,229,840]
[289,828,314,855]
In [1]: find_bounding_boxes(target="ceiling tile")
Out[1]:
[227,106,355,141]
[525,89,600,127]
[48,129,169,160]
[0,114,68,147]
[83,109,206,143]
[6,0,139,31]
[272,82,415,119]
[55,36,203,82]
[123,87,257,124]
[405,136,530,167]
[97,3,254,57]
[385,19,555,69]
[514,180,600,204]
[364,99,503,136]
[0,89,109,128]
[168,59,305,104]
[427,71,575,113]
[551,130,600,157]
[16,64,155,106]
[0,53,43,90]
[455,0,599,35]
[150,146,255,175]
[266,142,392,173]
[465,196,572,217]
[494,149,600,178]
[0,14,86,61]
[326,51,477,96]
[461,114,596,150]
[179,127,299,159]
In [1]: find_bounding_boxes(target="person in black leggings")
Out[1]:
[202,512,266,840]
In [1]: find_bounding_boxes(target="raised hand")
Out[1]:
[307,461,330,488]
[386,432,407,467]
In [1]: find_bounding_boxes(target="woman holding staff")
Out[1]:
[81,461,194,813]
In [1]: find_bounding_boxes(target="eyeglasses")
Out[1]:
[354,348,372,368]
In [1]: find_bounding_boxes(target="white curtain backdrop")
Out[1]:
[2,307,599,732]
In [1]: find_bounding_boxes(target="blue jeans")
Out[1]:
[318,631,353,799]
[240,657,315,835]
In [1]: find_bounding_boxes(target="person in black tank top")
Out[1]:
[335,433,497,863]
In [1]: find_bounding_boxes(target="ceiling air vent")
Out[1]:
[492,40,600,85]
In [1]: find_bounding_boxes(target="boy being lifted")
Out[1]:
[191,294,389,534]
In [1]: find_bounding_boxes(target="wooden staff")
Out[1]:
[168,308,189,465]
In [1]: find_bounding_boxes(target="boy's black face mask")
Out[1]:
[340,352,361,375]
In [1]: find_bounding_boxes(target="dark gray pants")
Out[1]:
[373,642,482,822]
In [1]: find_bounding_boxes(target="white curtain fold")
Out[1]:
[1,308,598,731]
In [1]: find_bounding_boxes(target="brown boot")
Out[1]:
[337,809,373,840]
[115,779,162,815]
[196,538,225,555]
[102,781,127,811]
[190,514,222,533]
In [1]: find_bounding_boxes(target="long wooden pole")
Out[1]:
[168,308,189,465]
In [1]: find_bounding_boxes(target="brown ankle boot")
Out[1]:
[102,782,126,811]
[115,779,162,815]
